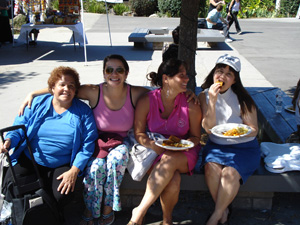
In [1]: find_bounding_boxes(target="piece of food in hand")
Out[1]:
[216,81,223,86]
[162,135,190,148]
[223,127,249,136]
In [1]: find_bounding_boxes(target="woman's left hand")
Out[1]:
[185,89,200,104]
[57,166,80,195]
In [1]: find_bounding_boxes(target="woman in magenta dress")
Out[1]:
[128,59,202,225]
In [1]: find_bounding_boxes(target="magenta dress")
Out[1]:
[147,89,201,175]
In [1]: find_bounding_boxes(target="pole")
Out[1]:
[11,0,14,46]
[105,0,112,47]
[80,0,87,65]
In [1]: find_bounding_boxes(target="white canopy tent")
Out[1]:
[9,0,123,64]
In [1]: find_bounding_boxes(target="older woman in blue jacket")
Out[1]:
[0,66,98,218]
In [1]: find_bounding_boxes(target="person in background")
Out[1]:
[0,66,98,222]
[206,4,235,43]
[208,0,225,12]
[286,78,300,143]
[199,54,261,225]
[162,26,179,62]
[227,0,242,35]
[128,58,202,225]
[0,0,13,46]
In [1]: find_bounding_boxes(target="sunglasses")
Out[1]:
[105,67,126,75]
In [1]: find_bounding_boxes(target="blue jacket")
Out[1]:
[6,94,98,175]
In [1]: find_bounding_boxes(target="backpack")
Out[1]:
[197,18,207,29]
[226,0,235,13]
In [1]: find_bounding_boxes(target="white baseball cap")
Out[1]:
[216,54,241,72]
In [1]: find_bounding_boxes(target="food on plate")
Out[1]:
[216,81,223,86]
[162,135,190,148]
[223,126,249,136]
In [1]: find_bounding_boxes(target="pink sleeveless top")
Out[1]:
[92,83,134,137]
[147,89,189,138]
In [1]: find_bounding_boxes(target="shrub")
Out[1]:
[113,3,130,15]
[279,0,300,17]
[83,0,106,14]
[157,0,181,17]
[130,0,158,16]
[51,0,59,10]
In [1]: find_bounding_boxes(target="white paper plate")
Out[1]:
[155,139,194,151]
[211,123,252,139]
[284,105,295,113]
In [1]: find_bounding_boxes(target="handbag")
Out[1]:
[0,125,62,225]
[127,129,165,181]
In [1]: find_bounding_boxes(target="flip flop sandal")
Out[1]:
[99,211,115,225]
[81,215,94,225]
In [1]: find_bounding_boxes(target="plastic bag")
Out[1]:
[0,199,12,222]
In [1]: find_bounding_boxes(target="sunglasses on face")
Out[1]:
[105,67,126,75]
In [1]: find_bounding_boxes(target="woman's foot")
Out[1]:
[128,207,145,225]
[218,206,232,225]
[99,211,115,225]
[79,209,94,225]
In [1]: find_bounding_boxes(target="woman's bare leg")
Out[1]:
[206,166,241,225]
[129,152,188,224]
[160,171,181,225]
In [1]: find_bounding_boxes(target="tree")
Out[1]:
[178,0,201,92]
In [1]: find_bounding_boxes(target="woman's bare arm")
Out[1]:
[134,94,164,155]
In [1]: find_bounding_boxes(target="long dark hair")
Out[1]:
[103,54,129,73]
[201,63,256,116]
[147,58,188,87]
[292,79,300,108]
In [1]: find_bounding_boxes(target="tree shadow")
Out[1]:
[0,42,155,65]
[0,70,39,89]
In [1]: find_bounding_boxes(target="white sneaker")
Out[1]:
[237,31,242,35]
[225,38,233,43]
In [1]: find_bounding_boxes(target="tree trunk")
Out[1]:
[178,0,200,92]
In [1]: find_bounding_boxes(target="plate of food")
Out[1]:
[284,105,295,113]
[155,135,194,150]
[211,123,252,139]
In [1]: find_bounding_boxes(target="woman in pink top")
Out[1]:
[128,59,202,225]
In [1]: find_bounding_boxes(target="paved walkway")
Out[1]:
[1,13,300,225]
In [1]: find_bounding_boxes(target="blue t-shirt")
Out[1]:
[206,9,221,29]
[27,104,75,168]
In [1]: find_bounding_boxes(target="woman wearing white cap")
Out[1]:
[198,54,260,225]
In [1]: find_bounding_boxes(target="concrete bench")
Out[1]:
[128,27,225,50]
[120,86,300,210]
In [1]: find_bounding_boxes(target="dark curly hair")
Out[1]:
[48,66,80,95]
[147,58,188,87]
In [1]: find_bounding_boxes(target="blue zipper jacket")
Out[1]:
[6,94,98,175]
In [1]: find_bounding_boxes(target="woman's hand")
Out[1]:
[208,83,221,104]
[185,89,200,104]
[18,92,35,116]
[0,139,11,153]
[57,166,80,195]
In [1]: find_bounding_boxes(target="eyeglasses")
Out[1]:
[105,67,126,75]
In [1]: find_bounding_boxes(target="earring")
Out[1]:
[166,88,170,98]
